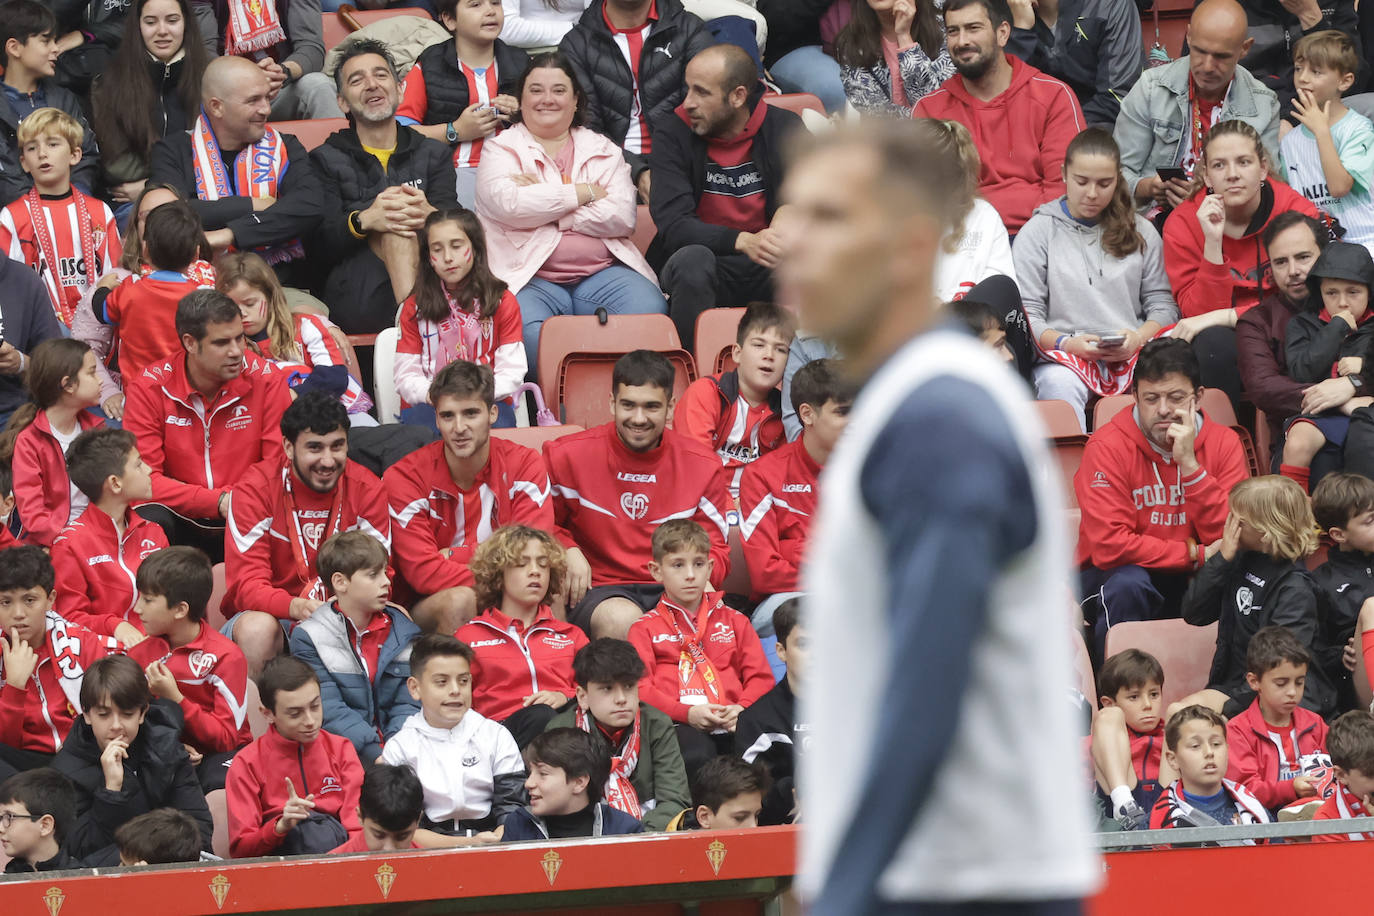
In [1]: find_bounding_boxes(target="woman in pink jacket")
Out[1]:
[475,52,665,368]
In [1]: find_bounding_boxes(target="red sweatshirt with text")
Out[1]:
[0,613,119,752]
[128,622,252,753]
[456,606,589,722]
[52,507,169,635]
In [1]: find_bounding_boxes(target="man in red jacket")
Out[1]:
[224,392,391,674]
[913,0,1084,235]
[546,350,732,640]
[383,361,554,634]
[1076,338,1250,659]
[122,290,292,562]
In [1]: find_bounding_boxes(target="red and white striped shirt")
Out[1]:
[398,58,502,168]
[0,190,120,326]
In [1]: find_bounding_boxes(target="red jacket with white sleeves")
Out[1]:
[544,424,732,587]
[383,437,553,595]
[737,437,820,598]
[1225,698,1329,810]
[0,612,119,753]
[123,353,291,520]
[456,606,589,722]
[626,591,772,724]
[52,506,169,635]
[12,409,105,547]
[675,371,785,497]
[128,623,252,753]
[224,458,391,619]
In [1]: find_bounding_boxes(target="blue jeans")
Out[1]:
[516,265,666,370]
[769,45,846,113]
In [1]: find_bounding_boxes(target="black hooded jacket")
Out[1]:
[1285,241,1374,384]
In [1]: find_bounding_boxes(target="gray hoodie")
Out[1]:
[1013,198,1178,344]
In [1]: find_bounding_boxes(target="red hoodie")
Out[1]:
[913,56,1085,233]
[457,606,589,722]
[225,725,363,858]
[1163,180,1320,318]
[123,353,291,520]
[12,410,105,547]
[680,97,769,233]
[626,591,772,723]
[1074,405,1249,571]
[51,506,169,635]
[1225,698,1329,810]
[224,458,391,619]
[0,612,119,753]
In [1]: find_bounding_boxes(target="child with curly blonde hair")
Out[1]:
[457,525,589,747]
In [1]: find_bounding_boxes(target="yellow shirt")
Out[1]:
[349,143,398,239]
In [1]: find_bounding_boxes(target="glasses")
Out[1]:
[0,812,42,829]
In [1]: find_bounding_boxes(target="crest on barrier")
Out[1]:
[43,887,65,916]
[706,840,727,875]
[541,850,563,886]
[209,874,231,909]
[375,863,396,899]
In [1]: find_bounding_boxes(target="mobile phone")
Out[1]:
[1098,334,1127,348]
[1156,167,1188,182]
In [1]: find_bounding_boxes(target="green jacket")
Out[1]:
[547,702,690,832]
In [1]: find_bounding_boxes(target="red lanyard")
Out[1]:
[279,465,345,585]
[26,188,94,326]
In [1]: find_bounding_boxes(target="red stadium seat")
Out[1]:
[492,424,584,452]
[1104,618,1219,711]
[245,678,269,740]
[720,525,751,597]
[207,789,230,858]
[762,93,826,118]
[271,118,348,152]
[1037,400,1088,508]
[1092,393,1133,430]
[632,204,656,256]
[694,307,745,377]
[1071,626,1096,708]
[323,7,431,51]
[1036,399,1087,439]
[1143,14,1190,59]
[207,562,228,630]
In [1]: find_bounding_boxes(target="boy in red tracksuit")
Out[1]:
[128,547,251,792]
[1314,710,1374,841]
[545,351,732,639]
[122,290,291,553]
[912,5,1083,234]
[627,519,771,776]
[223,392,390,673]
[1226,627,1332,817]
[0,546,119,766]
[92,202,209,379]
[226,656,363,858]
[675,303,793,499]
[51,429,167,645]
[458,526,589,747]
[384,361,554,635]
[1074,339,1249,656]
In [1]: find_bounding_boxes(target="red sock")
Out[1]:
[1280,463,1311,493]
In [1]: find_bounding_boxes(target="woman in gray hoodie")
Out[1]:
[1014,127,1179,431]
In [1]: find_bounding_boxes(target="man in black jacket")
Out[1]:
[312,39,459,333]
[0,254,63,428]
[150,56,323,289]
[648,43,800,344]
[560,0,712,202]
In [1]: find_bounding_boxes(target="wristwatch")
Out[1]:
[446,120,459,144]
[1351,375,1366,391]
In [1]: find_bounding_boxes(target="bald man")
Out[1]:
[1114,0,1280,212]
[150,57,323,287]
[648,43,802,344]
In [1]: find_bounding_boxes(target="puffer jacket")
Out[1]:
[401,38,527,130]
[558,0,713,181]
[1285,241,1374,384]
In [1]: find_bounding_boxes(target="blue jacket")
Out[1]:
[289,601,420,762]
[501,803,644,842]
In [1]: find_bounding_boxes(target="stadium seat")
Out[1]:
[1097,389,1238,429]
[1103,618,1219,711]
[762,93,826,118]
[1253,411,1272,467]
[720,525,751,597]
[1071,627,1096,708]
[323,7,432,51]
[373,326,401,423]
[694,307,745,377]
[324,322,364,385]
[271,118,348,152]
[207,789,230,858]
[207,562,228,630]
[1037,400,1089,508]
[245,678,269,740]
[1036,399,1086,439]
[632,204,657,256]
[1092,393,1133,430]
[492,424,584,452]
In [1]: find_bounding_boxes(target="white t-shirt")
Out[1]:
[1280,108,1374,253]
[50,420,88,525]
[935,198,1018,302]
[499,0,590,48]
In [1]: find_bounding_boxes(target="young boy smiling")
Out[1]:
[0,768,76,873]
[502,727,643,841]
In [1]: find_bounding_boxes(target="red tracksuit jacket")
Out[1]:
[51,506,169,635]
[544,425,732,587]
[675,371,785,496]
[12,409,105,547]
[626,591,772,723]
[0,612,119,752]
[128,623,252,753]
[384,438,553,594]
[913,56,1084,233]
[123,353,291,520]
[457,606,589,722]
[103,270,208,379]
[225,725,363,857]
[1074,407,1249,571]
[737,437,820,598]
[225,458,391,619]
[1314,785,1374,841]
[1226,699,1329,810]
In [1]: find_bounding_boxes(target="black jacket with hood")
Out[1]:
[1285,241,1374,385]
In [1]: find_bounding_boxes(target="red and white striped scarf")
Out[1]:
[575,704,642,819]
[224,0,286,55]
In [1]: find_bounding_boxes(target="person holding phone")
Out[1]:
[1014,128,1178,430]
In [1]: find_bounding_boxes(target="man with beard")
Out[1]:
[311,40,459,334]
[223,391,391,674]
[913,0,1084,235]
[1236,212,1341,468]
[649,43,802,344]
